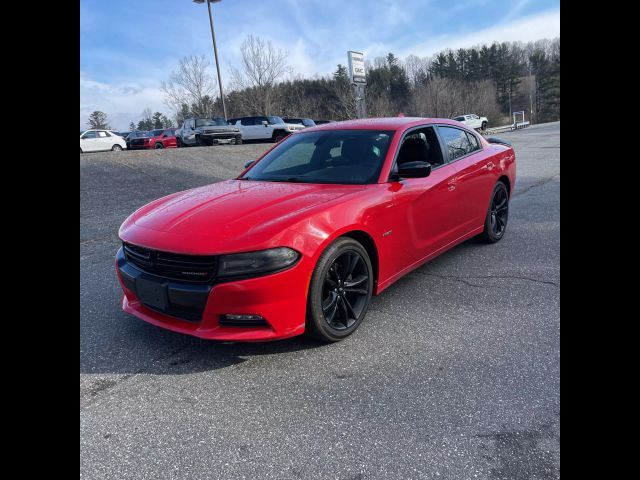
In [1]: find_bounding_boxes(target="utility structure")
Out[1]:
[193,0,227,120]
[347,51,367,119]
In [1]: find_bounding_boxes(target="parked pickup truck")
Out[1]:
[453,114,488,131]
[175,117,242,147]
[227,115,305,142]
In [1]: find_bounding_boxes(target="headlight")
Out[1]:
[217,247,300,277]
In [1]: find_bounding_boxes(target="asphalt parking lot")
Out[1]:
[80,122,560,479]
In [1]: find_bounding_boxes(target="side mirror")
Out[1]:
[244,160,255,169]
[262,121,268,126]
[396,161,431,179]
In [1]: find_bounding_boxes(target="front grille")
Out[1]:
[123,243,217,283]
[131,139,144,146]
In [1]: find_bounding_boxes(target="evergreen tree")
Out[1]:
[87,111,110,129]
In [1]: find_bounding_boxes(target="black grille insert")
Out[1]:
[123,243,217,283]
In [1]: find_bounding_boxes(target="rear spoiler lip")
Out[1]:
[486,137,512,147]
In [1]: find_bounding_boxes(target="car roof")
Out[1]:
[300,117,462,132]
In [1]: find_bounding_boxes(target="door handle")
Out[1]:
[486,162,495,171]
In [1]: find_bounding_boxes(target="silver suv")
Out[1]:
[175,117,242,147]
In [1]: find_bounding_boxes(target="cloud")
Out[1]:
[80,73,170,130]
[396,8,560,59]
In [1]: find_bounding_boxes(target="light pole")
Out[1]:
[193,0,227,120]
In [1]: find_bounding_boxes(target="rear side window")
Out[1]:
[98,131,110,137]
[466,132,480,152]
[82,131,97,139]
[438,126,474,161]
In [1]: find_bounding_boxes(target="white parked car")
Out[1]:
[453,114,488,131]
[227,115,305,142]
[80,129,127,153]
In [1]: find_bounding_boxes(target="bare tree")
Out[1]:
[161,55,216,121]
[229,35,290,114]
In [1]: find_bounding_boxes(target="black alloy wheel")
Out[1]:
[307,238,373,341]
[479,181,509,243]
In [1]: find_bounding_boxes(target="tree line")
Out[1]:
[86,36,559,131]
[86,108,174,132]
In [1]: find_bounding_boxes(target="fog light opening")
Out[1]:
[220,314,268,327]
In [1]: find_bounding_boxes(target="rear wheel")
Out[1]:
[176,137,184,147]
[111,144,123,151]
[306,238,373,342]
[481,121,488,130]
[273,131,287,143]
[478,181,509,243]
[155,143,163,149]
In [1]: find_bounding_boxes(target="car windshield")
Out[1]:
[195,118,216,127]
[80,131,85,137]
[240,129,394,185]
[454,116,465,121]
[302,119,316,127]
[151,129,164,136]
[211,117,229,126]
[268,116,284,125]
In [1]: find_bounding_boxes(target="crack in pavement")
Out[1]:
[512,174,559,198]
[80,343,193,408]
[413,271,558,288]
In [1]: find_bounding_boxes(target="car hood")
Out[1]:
[124,180,365,249]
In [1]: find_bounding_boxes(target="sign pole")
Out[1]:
[347,51,367,119]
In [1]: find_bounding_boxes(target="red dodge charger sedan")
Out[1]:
[116,117,515,342]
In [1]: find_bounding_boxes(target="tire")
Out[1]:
[306,237,374,342]
[478,181,509,243]
[272,131,287,143]
[481,121,488,131]
[155,143,164,149]
[196,135,208,146]
[235,136,243,145]
[112,144,123,151]
[176,137,184,147]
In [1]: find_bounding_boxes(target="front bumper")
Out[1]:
[201,133,241,143]
[115,247,310,341]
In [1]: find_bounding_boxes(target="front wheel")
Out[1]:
[155,143,164,149]
[176,137,184,147]
[112,144,123,151]
[481,121,488,131]
[306,238,373,342]
[478,181,509,243]
[235,136,243,145]
[196,135,208,146]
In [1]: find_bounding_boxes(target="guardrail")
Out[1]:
[481,121,530,136]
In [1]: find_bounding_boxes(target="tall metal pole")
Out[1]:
[529,64,534,124]
[206,0,227,120]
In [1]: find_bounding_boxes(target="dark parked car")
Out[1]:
[313,119,336,125]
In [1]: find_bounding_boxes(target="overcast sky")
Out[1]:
[80,0,560,130]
